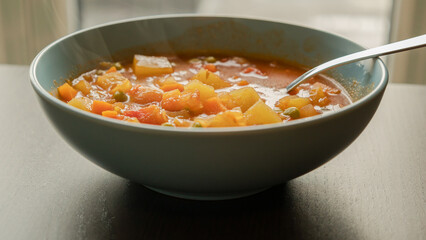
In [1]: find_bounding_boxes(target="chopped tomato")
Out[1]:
[128,85,163,104]
[203,97,227,115]
[161,89,184,111]
[123,105,168,125]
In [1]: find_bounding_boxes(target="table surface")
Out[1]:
[0,65,425,240]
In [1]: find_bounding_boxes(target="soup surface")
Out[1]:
[56,55,351,127]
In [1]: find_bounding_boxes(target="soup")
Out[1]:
[55,55,351,127]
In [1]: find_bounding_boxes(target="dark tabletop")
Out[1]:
[0,65,425,240]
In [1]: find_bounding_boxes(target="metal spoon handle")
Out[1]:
[286,34,426,92]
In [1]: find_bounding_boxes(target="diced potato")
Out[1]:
[58,83,78,102]
[276,96,310,111]
[110,79,132,94]
[166,109,191,119]
[312,82,341,94]
[128,85,163,104]
[96,72,129,91]
[161,89,184,111]
[228,87,261,112]
[73,79,91,95]
[244,100,282,125]
[125,117,140,123]
[67,97,92,111]
[173,118,193,127]
[180,90,203,113]
[217,92,238,110]
[133,55,173,76]
[184,80,216,101]
[299,104,319,118]
[309,85,330,107]
[191,69,231,89]
[196,110,247,127]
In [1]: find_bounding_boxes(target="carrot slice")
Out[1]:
[160,82,184,92]
[203,97,227,115]
[58,83,78,102]
[92,100,114,114]
[105,66,117,74]
[203,64,217,72]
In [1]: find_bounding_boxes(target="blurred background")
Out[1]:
[0,0,424,84]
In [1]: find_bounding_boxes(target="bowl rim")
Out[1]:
[29,14,388,135]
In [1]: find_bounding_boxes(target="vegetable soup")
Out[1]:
[56,55,351,128]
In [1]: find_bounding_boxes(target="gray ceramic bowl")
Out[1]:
[30,15,388,200]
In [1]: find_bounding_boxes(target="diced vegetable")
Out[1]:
[123,105,168,125]
[217,92,238,110]
[113,91,128,102]
[158,77,184,92]
[161,89,184,111]
[101,110,123,120]
[184,80,216,101]
[58,83,78,102]
[191,69,231,89]
[203,97,227,115]
[180,90,203,113]
[67,97,92,111]
[299,104,319,118]
[203,64,217,72]
[133,55,173,76]
[105,66,117,74]
[128,85,163,104]
[312,82,341,94]
[73,80,91,95]
[96,72,129,92]
[309,85,330,107]
[283,107,300,119]
[173,118,193,127]
[228,87,261,112]
[196,110,247,127]
[276,96,310,111]
[110,79,132,94]
[237,80,249,86]
[92,100,114,114]
[244,100,282,125]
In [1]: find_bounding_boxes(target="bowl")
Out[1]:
[30,15,388,200]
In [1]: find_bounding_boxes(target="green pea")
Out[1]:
[205,56,216,63]
[113,91,128,102]
[192,122,203,128]
[161,123,174,127]
[283,107,300,119]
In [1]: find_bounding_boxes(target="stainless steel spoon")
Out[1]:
[286,34,426,92]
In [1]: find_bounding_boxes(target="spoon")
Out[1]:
[286,34,426,92]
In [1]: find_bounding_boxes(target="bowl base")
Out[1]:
[144,185,271,200]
